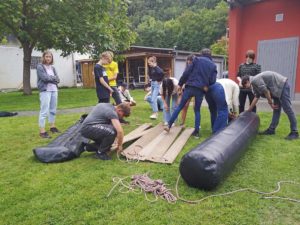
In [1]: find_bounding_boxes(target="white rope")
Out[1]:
[175,175,300,204]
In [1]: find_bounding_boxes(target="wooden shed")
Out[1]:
[79,46,225,88]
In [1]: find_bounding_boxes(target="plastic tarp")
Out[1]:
[33,115,89,163]
[179,111,260,190]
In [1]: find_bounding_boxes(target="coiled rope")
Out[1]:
[107,174,300,204]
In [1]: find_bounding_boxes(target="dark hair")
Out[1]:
[201,48,212,57]
[121,83,127,88]
[241,75,250,87]
[246,50,255,60]
[162,78,174,99]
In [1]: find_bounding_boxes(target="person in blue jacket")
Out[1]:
[164,49,217,138]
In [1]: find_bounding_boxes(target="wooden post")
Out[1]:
[125,59,129,88]
[144,56,148,84]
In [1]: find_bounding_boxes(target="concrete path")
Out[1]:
[14,100,300,117]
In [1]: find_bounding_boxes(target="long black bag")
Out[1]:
[179,111,260,190]
[33,115,89,163]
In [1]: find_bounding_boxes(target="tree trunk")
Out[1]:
[22,45,33,95]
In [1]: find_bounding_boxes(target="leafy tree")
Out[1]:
[0,0,135,95]
[131,1,228,51]
[210,36,229,57]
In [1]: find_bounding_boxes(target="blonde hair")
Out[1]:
[42,50,54,65]
[101,51,113,63]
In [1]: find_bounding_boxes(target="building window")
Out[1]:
[30,56,41,69]
[275,13,284,22]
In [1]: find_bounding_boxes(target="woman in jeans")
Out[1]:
[37,50,60,138]
[160,77,179,126]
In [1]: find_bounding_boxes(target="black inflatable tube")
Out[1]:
[179,111,260,190]
[33,115,89,163]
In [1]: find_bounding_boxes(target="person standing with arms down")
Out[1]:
[37,50,60,139]
[94,52,114,103]
[148,56,165,120]
[242,71,299,140]
[165,49,217,138]
[237,50,261,113]
[103,51,122,105]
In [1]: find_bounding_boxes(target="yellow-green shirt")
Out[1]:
[103,61,119,87]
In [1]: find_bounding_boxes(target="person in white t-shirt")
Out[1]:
[217,78,240,121]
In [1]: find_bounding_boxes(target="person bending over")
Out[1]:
[242,71,298,140]
[80,103,131,160]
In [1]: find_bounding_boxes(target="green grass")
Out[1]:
[0,88,100,111]
[0,90,300,225]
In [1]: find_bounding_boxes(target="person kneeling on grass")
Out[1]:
[118,83,136,106]
[242,71,299,140]
[80,103,131,160]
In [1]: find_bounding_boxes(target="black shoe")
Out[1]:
[50,127,61,133]
[258,128,275,135]
[119,118,130,124]
[191,130,200,139]
[285,131,299,140]
[95,151,112,160]
[40,132,51,139]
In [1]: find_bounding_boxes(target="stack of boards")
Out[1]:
[121,123,194,164]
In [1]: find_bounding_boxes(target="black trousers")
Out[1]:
[111,86,122,105]
[81,124,116,153]
[239,89,256,113]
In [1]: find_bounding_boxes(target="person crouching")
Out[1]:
[80,103,131,160]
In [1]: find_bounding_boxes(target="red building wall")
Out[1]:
[228,0,300,94]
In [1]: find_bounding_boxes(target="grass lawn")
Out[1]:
[0,89,300,225]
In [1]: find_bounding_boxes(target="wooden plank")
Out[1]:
[123,123,152,144]
[122,123,164,159]
[152,128,194,164]
[144,126,182,161]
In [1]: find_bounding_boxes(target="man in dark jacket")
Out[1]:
[165,49,217,138]
[242,71,298,140]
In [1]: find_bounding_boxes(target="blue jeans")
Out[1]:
[205,83,229,133]
[163,94,178,123]
[150,81,161,113]
[168,86,204,132]
[269,82,298,132]
[146,95,164,111]
[39,91,58,128]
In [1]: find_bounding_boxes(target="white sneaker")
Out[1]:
[150,113,158,120]
[164,122,168,126]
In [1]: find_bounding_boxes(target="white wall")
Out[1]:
[0,46,83,89]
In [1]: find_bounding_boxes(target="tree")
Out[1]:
[210,36,228,57]
[0,0,136,95]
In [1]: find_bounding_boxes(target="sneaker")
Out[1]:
[150,113,158,120]
[258,128,275,135]
[40,132,51,139]
[285,131,299,140]
[164,122,168,126]
[191,130,200,139]
[95,151,112,160]
[119,118,130,124]
[50,127,61,133]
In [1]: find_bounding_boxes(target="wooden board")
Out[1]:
[152,128,194,164]
[121,123,164,159]
[123,123,152,144]
[144,126,182,161]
